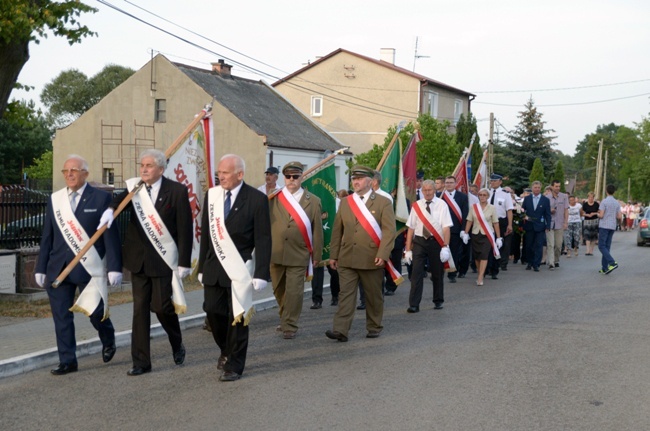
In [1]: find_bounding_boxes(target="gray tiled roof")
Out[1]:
[175,63,343,152]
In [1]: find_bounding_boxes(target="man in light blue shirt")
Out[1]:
[597,184,622,274]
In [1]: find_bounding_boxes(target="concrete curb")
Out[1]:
[0,294,282,379]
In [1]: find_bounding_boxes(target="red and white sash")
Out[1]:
[126,178,186,314]
[412,201,456,272]
[276,187,314,280]
[473,203,500,259]
[441,191,462,223]
[347,194,403,285]
[52,188,109,320]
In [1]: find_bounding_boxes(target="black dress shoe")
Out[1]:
[449,278,457,283]
[513,259,519,264]
[491,274,498,280]
[330,298,339,306]
[51,363,78,376]
[457,273,466,278]
[534,267,539,272]
[219,371,241,382]
[217,355,227,370]
[526,265,532,270]
[501,267,508,271]
[407,306,419,313]
[366,331,381,338]
[310,302,322,309]
[325,330,348,342]
[555,263,560,268]
[384,290,395,296]
[127,365,152,376]
[434,303,443,310]
[102,343,116,363]
[173,343,186,365]
[356,303,366,310]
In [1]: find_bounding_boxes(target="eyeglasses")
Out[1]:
[284,174,301,180]
[61,168,86,175]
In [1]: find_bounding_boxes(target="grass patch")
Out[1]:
[0,280,204,319]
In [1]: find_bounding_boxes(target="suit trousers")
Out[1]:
[46,278,115,365]
[131,272,182,368]
[525,230,546,269]
[409,236,444,307]
[311,265,325,304]
[447,233,462,280]
[271,264,307,331]
[204,282,249,375]
[333,266,384,337]
[545,228,564,266]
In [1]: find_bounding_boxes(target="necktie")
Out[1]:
[533,195,539,210]
[70,191,78,212]
[416,190,421,200]
[224,191,232,218]
[423,201,432,239]
[491,189,496,205]
[146,185,152,198]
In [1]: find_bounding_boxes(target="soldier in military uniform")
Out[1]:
[325,165,396,342]
[269,162,323,339]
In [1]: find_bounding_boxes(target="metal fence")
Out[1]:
[0,186,131,250]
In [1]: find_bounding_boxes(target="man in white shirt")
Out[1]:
[487,174,514,277]
[257,166,280,195]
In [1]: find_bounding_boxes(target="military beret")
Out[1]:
[490,173,503,181]
[350,165,374,178]
[282,161,304,173]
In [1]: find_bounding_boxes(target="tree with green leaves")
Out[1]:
[503,97,557,192]
[552,159,566,193]
[529,158,545,186]
[456,111,483,178]
[41,64,135,127]
[24,149,53,179]
[0,0,97,118]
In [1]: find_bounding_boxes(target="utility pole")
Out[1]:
[627,177,631,202]
[602,149,608,201]
[594,139,603,199]
[488,113,494,178]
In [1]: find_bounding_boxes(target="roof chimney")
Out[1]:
[211,59,232,77]
[380,48,395,65]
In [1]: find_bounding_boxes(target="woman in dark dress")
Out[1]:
[581,191,600,256]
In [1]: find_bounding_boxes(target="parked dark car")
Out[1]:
[637,208,650,247]
[1,214,44,249]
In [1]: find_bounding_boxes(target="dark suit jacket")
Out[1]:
[198,182,272,286]
[113,176,193,277]
[441,191,469,234]
[329,192,396,270]
[37,184,122,285]
[522,194,552,232]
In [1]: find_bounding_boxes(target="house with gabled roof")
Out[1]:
[51,54,348,190]
[273,48,476,154]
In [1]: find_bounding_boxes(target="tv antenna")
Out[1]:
[413,36,430,72]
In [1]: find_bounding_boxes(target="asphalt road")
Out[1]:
[1,232,648,431]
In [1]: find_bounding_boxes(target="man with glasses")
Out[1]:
[36,155,123,375]
[269,162,323,339]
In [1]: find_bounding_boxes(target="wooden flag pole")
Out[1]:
[473,150,487,185]
[52,106,212,288]
[451,148,468,177]
[376,132,400,171]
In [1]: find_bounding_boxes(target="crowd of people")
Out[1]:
[36,152,639,381]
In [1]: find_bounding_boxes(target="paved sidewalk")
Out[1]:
[0,279,327,378]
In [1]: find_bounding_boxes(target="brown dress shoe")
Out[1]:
[366,331,381,338]
[219,371,241,382]
[325,330,348,342]
[283,331,296,339]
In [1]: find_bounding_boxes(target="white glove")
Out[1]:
[198,273,203,284]
[35,273,46,288]
[460,231,470,244]
[178,266,192,278]
[108,272,123,287]
[402,250,413,265]
[440,247,450,263]
[252,278,268,291]
[496,238,503,249]
[97,208,115,229]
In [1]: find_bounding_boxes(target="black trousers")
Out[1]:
[311,266,340,303]
[131,272,182,368]
[409,236,444,307]
[204,282,249,375]
[488,217,511,275]
[447,233,462,280]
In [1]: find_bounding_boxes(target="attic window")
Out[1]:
[454,99,463,124]
[155,99,166,123]
[311,96,323,117]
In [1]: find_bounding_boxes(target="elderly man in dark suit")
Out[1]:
[198,154,272,381]
[521,181,552,272]
[104,149,193,376]
[270,161,323,339]
[36,155,122,375]
[326,165,396,342]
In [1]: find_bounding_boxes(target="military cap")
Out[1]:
[282,161,304,173]
[350,165,374,178]
[490,173,503,181]
[265,166,279,174]
[416,170,425,179]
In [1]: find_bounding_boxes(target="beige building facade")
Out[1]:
[273,48,475,154]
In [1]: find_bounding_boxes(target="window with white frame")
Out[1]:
[311,95,323,117]
[454,99,463,124]
[424,91,438,118]
[155,99,166,123]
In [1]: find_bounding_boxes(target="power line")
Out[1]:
[474,92,650,107]
[473,78,650,94]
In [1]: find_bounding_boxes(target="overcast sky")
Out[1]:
[12,0,650,156]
